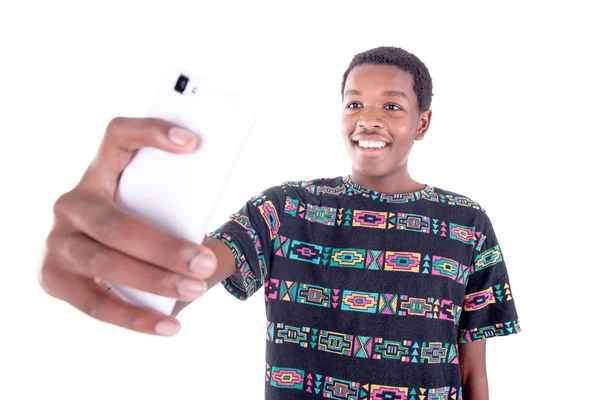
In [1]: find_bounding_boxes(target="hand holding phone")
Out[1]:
[109,67,257,315]
[38,67,256,334]
[39,118,214,336]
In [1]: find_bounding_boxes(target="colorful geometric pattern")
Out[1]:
[267,322,459,364]
[209,232,258,300]
[384,252,421,272]
[324,376,360,399]
[286,203,484,252]
[475,233,487,251]
[289,240,323,265]
[331,248,366,268]
[275,323,310,347]
[266,363,463,399]
[448,223,476,245]
[306,203,337,226]
[258,200,280,240]
[429,255,472,285]
[318,330,354,356]
[230,213,268,284]
[273,235,476,285]
[284,196,299,217]
[444,194,482,209]
[316,184,346,196]
[341,290,379,313]
[249,192,266,206]
[474,245,503,271]
[284,176,481,212]
[298,284,332,307]
[397,213,431,233]
[370,385,409,399]
[458,320,521,343]
[366,250,384,270]
[463,282,514,312]
[353,210,388,229]
[265,278,462,325]
[213,176,518,398]
[270,365,304,390]
[273,234,291,258]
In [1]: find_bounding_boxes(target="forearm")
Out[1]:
[461,373,489,400]
[458,341,489,400]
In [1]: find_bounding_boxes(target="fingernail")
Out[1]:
[154,320,180,336]
[190,253,216,275]
[177,279,207,297]
[168,127,196,146]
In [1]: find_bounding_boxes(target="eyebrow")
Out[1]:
[344,89,408,99]
[384,90,408,99]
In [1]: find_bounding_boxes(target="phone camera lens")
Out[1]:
[174,75,189,94]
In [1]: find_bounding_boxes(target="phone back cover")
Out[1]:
[116,66,257,245]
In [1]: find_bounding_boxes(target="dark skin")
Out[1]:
[39,64,487,399]
[341,64,430,194]
[342,64,488,399]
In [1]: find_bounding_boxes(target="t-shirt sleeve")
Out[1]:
[208,185,285,301]
[457,209,521,343]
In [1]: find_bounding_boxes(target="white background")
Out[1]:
[1,1,597,399]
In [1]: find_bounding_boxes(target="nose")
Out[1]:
[358,109,384,130]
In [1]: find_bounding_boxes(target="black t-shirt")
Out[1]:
[210,176,520,400]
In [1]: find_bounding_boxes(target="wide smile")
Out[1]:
[351,139,391,156]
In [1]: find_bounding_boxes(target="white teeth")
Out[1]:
[357,140,388,149]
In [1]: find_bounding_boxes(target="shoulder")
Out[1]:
[428,185,494,228]
[430,185,487,213]
[248,177,343,206]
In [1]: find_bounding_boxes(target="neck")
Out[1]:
[350,169,426,194]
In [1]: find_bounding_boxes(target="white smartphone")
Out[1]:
[108,66,257,315]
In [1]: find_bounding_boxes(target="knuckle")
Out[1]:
[143,118,172,145]
[37,263,55,296]
[106,117,126,136]
[93,208,122,241]
[149,268,176,296]
[45,230,61,252]
[86,249,111,277]
[52,192,73,218]
[38,247,69,298]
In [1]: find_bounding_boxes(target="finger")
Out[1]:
[82,117,200,193]
[58,232,208,301]
[53,193,217,280]
[41,265,181,336]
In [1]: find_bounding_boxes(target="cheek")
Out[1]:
[341,114,356,134]
[390,117,418,140]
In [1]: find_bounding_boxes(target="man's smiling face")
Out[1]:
[341,63,432,182]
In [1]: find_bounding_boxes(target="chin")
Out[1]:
[351,162,390,179]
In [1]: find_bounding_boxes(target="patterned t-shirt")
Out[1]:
[210,176,520,400]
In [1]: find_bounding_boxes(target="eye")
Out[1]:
[385,104,403,111]
[346,102,362,109]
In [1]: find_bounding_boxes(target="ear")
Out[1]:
[415,109,432,141]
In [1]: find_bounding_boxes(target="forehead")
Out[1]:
[345,64,415,98]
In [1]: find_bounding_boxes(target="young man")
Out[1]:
[40,46,519,400]
[206,46,520,399]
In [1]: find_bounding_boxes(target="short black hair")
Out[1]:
[341,46,433,112]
